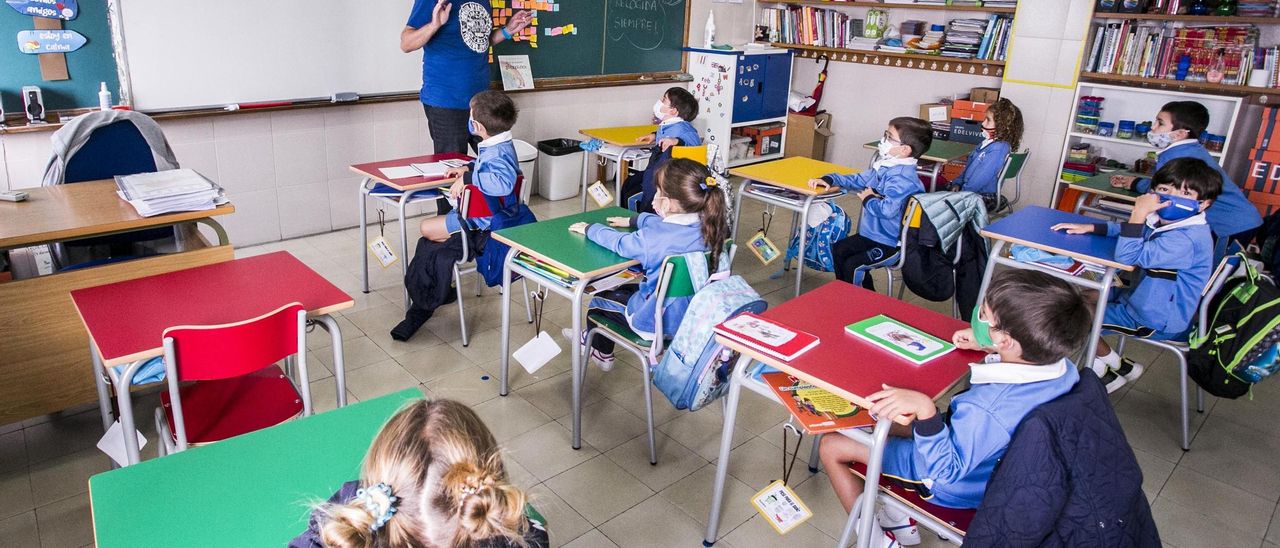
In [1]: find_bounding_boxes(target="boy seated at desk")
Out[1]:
[808,117,931,290]
[820,270,1091,547]
[1055,157,1222,393]
[420,90,520,242]
[620,87,702,214]
[1108,100,1261,255]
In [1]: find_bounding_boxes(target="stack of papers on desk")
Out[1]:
[379,159,468,180]
[115,169,227,217]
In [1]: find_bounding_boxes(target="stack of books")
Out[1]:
[941,18,988,59]
[758,5,864,48]
[512,253,577,287]
[1237,2,1280,17]
[981,0,1019,7]
[115,169,226,217]
[1084,23,1263,86]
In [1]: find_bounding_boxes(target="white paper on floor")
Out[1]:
[514,331,561,374]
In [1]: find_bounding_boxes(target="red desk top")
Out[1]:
[70,252,353,367]
[348,152,472,191]
[721,281,981,425]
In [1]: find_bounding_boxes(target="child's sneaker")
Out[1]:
[877,507,921,546]
[1114,357,1146,384]
[854,517,901,548]
[561,328,616,371]
[1099,368,1127,393]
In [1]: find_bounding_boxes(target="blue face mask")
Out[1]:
[1155,193,1200,222]
[467,118,479,136]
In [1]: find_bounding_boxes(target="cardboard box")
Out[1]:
[784,112,833,161]
[949,118,985,144]
[741,122,785,156]
[970,87,1000,104]
[919,103,950,123]
[951,100,989,122]
[931,127,951,141]
[1255,106,1280,152]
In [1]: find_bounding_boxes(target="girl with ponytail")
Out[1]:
[565,158,730,371]
[290,399,546,548]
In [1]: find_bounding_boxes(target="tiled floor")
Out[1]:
[4,192,1280,547]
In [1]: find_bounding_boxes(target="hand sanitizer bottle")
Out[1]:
[98,82,112,111]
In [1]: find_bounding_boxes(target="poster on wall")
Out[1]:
[5,0,78,20]
[497,55,534,91]
[16,28,85,54]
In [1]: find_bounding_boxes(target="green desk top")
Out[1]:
[862,139,974,163]
[89,389,424,548]
[492,207,640,279]
[1069,172,1142,202]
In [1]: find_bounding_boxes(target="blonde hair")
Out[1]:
[317,399,529,548]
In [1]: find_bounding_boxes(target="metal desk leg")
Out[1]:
[784,210,799,273]
[615,158,627,207]
[114,359,148,465]
[794,195,816,297]
[837,417,894,548]
[313,315,348,408]
[359,179,371,294]
[729,180,749,244]
[973,240,1005,317]
[398,192,412,309]
[1084,268,1117,366]
[570,280,589,450]
[499,247,518,396]
[703,353,753,547]
[581,151,593,212]
[90,343,113,432]
[927,162,943,193]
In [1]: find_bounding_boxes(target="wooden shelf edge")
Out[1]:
[1092,12,1280,24]
[1079,72,1280,99]
[773,43,1005,76]
[762,0,1017,14]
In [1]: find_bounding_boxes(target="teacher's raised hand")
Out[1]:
[507,10,534,34]
[429,0,452,30]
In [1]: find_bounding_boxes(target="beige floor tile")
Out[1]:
[1268,505,1280,544]
[556,400,649,453]
[605,432,707,493]
[527,483,594,548]
[562,528,619,548]
[501,452,538,491]
[657,408,752,462]
[1132,447,1176,503]
[1113,388,1208,463]
[28,449,107,507]
[0,469,34,520]
[723,435,818,489]
[659,464,757,533]
[342,360,422,402]
[607,385,684,428]
[1159,467,1275,534]
[34,493,93,548]
[308,377,358,415]
[1152,496,1264,548]
[790,472,858,540]
[725,515,834,548]
[314,336,392,374]
[515,371,609,421]
[396,343,476,383]
[1211,384,1280,439]
[425,366,503,407]
[448,322,543,366]
[305,314,362,350]
[0,430,26,474]
[546,455,653,526]
[600,496,712,548]
[506,422,600,482]
[346,304,445,358]
[471,393,554,444]
[475,353,566,393]
[0,511,38,548]
[22,410,104,464]
[1180,415,1280,502]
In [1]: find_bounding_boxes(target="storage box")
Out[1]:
[784,112,833,161]
[1255,107,1280,151]
[931,127,951,141]
[949,118,985,144]
[919,103,950,123]
[950,100,989,122]
[742,123,785,157]
[1246,146,1280,214]
[970,87,1000,104]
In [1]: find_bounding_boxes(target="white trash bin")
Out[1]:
[536,138,584,201]
[513,139,537,203]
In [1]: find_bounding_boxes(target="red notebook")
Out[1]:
[762,372,875,434]
[714,313,820,362]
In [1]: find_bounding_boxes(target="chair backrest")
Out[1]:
[462,176,525,220]
[671,145,709,165]
[1196,254,1242,334]
[162,302,306,382]
[1000,149,1030,181]
[64,119,158,184]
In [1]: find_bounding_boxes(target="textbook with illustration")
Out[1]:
[762,372,874,434]
[845,315,954,365]
[513,253,577,287]
[714,313,820,361]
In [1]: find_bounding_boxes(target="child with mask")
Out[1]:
[1109,101,1260,254]
[809,117,931,290]
[620,87,701,214]
[1055,157,1222,392]
[945,98,1024,212]
[820,270,1091,547]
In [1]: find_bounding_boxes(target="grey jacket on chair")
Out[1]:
[41,110,179,186]
[913,191,989,251]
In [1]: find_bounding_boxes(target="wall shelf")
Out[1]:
[1092,12,1280,24]
[1080,72,1280,103]
[762,1,1016,14]
[772,43,1004,76]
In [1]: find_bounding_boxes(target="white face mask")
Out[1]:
[654,195,669,218]
[876,138,898,159]
[653,101,670,121]
[1146,130,1174,149]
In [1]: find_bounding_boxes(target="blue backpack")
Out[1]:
[652,252,767,411]
[784,202,850,272]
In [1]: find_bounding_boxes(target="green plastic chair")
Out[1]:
[992,148,1030,217]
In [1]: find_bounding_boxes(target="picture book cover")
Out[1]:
[845,314,955,365]
[761,372,875,434]
[715,313,820,362]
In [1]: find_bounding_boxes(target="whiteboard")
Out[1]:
[115,0,424,111]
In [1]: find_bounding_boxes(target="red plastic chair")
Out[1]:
[453,178,533,347]
[153,302,312,456]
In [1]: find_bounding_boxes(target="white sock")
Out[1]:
[878,505,910,527]
[1093,350,1120,376]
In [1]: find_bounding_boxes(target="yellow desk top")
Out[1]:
[580,125,659,147]
[728,156,859,196]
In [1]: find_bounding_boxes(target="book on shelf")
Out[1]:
[757,4,1011,60]
[760,371,875,434]
[845,315,955,365]
[714,313,821,362]
[1084,21,1272,88]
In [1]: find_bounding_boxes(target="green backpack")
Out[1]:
[1188,255,1280,398]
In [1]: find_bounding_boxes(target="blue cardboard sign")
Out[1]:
[16,29,86,54]
[6,0,78,20]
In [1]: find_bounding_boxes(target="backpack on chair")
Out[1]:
[651,251,767,411]
[1188,254,1280,398]
[784,202,850,273]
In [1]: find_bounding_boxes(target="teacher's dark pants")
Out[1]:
[422,104,480,214]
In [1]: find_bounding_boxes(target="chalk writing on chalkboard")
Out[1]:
[608,0,680,51]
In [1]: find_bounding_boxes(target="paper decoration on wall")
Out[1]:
[543,24,576,36]
[5,0,77,20]
[498,55,534,91]
[16,28,85,54]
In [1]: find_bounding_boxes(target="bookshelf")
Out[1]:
[775,43,1005,76]
[762,1,1016,14]
[1080,71,1280,104]
[1092,13,1280,25]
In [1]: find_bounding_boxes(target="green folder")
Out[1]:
[845,314,955,365]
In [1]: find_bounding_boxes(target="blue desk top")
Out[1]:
[982,206,1133,271]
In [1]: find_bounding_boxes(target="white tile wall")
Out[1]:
[0,140,8,191]
[277,181,332,239]
[272,130,327,187]
[220,188,280,244]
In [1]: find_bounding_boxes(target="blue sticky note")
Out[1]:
[6,0,78,20]
[16,28,86,54]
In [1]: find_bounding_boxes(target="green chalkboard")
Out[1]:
[490,0,687,81]
[0,1,120,114]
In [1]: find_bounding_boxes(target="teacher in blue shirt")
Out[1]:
[402,0,532,155]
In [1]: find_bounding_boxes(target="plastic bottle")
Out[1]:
[1207,49,1225,84]
[704,10,715,49]
[98,82,111,111]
